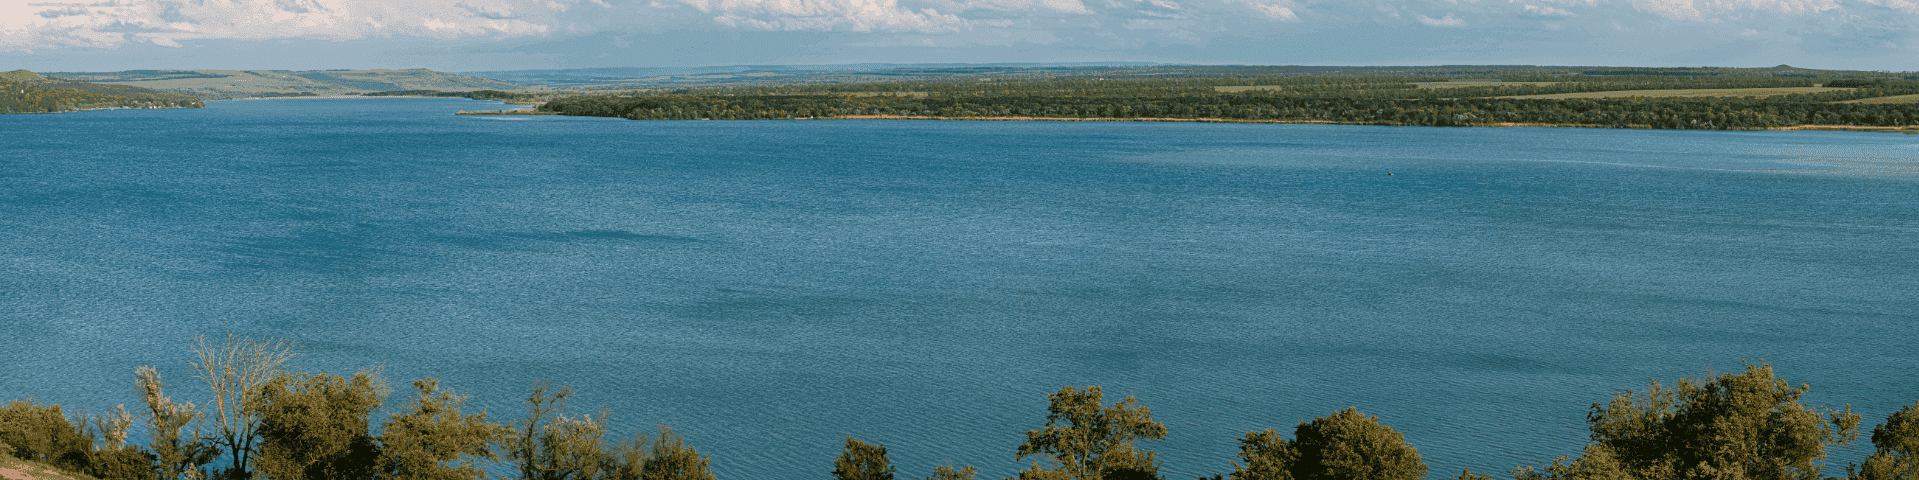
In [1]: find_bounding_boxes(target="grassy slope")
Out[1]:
[45,68,524,98]
[1843,93,1919,104]
[0,455,99,480]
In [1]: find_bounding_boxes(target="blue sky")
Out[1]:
[2,0,1916,72]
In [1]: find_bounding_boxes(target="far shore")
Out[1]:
[815,114,1919,132]
[237,95,432,100]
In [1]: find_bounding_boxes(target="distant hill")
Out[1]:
[461,62,1168,91]
[45,68,526,100]
[1,69,53,83]
[1,70,204,114]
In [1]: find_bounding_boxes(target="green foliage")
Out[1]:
[506,382,603,480]
[86,446,160,480]
[254,370,389,480]
[1447,468,1495,480]
[1229,429,1295,480]
[1852,401,1919,480]
[0,72,202,114]
[138,366,220,480]
[639,425,712,480]
[194,334,299,477]
[504,383,704,480]
[1016,386,1167,480]
[534,66,1919,130]
[378,378,504,480]
[0,400,92,471]
[1520,362,1860,480]
[928,464,977,480]
[833,437,895,480]
[1228,408,1425,480]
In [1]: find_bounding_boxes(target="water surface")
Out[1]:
[3,98,1916,479]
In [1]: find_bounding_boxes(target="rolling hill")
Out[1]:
[45,68,526,99]
[1,69,204,113]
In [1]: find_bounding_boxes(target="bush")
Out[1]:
[254,370,388,480]
[833,437,895,480]
[928,464,978,480]
[136,366,218,480]
[378,378,505,480]
[639,425,712,480]
[1228,408,1426,480]
[1518,362,1860,480]
[87,447,159,480]
[1016,386,1167,480]
[0,400,92,471]
[1853,401,1919,480]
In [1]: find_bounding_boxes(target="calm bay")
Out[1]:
[2,98,1916,479]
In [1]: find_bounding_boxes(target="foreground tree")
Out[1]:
[137,366,219,480]
[1516,362,1860,480]
[833,437,895,480]
[378,378,505,480]
[927,464,978,480]
[639,425,712,480]
[1227,408,1426,480]
[1853,401,1919,480]
[1016,386,1167,480]
[193,334,298,477]
[503,383,702,480]
[0,399,93,470]
[254,370,388,480]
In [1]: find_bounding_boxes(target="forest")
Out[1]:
[3,335,1917,480]
[530,66,1919,130]
[0,70,203,114]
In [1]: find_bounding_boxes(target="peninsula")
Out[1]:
[526,65,1919,131]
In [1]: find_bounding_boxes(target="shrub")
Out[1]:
[1517,362,1860,480]
[136,366,218,480]
[378,378,505,480]
[833,437,894,480]
[639,425,712,480]
[254,370,388,480]
[1853,401,1919,480]
[0,399,92,471]
[1016,386,1167,480]
[1229,408,1426,480]
[928,464,978,480]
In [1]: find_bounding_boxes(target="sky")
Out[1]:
[2,0,1917,72]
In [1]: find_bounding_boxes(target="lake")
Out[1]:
[2,98,1916,479]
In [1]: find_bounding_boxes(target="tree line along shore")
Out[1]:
[3,334,1917,480]
[13,65,1919,131]
[523,67,1919,131]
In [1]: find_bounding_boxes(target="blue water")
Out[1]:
[3,98,1917,479]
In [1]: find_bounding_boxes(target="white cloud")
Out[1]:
[1858,0,1919,12]
[1520,4,1574,16]
[1222,0,1295,20]
[0,0,581,51]
[1621,0,1841,19]
[673,0,1094,33]
[1418,12,1464,25]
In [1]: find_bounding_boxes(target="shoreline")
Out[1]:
[738,114,1919,133]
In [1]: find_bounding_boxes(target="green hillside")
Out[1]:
[47,68,525,99]
[0,69,53,83]
[0,70,203,114]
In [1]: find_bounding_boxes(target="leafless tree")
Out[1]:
[192,333,297,477]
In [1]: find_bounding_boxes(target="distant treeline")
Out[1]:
[3,335,1917,480]
[534,68,1919,129]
